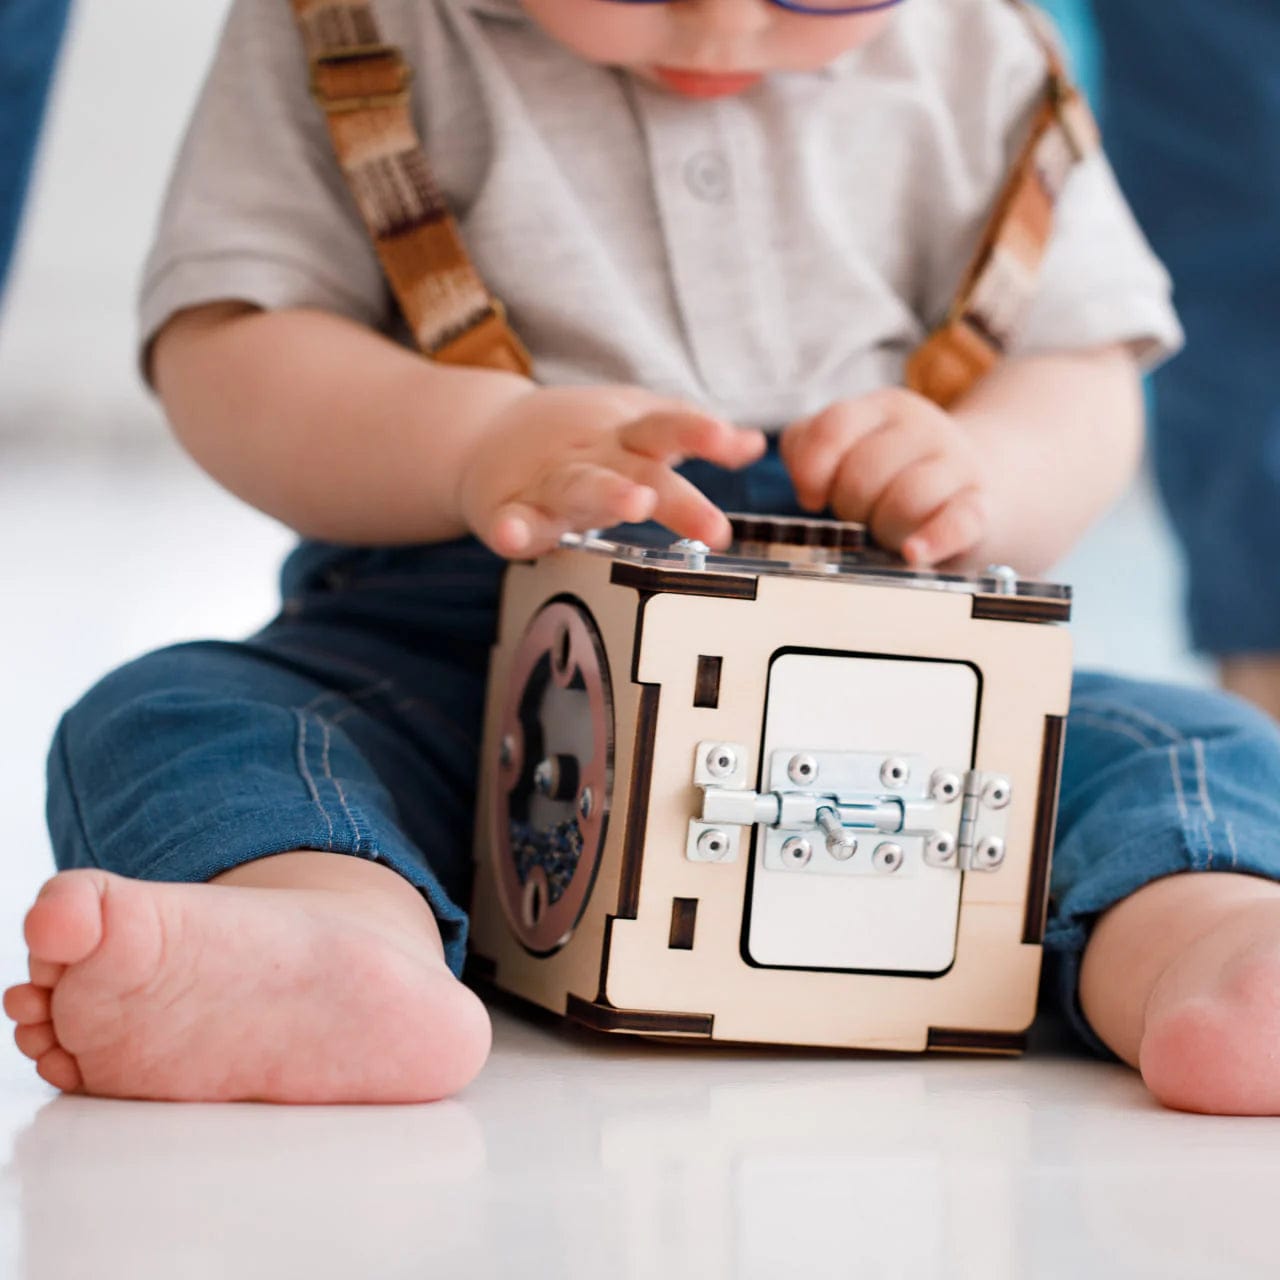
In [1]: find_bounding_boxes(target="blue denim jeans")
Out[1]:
[0,0,73,303]
[1095,0,1280,653]
[47,445,1280,1052]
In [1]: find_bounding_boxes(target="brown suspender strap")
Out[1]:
[294,0,1094,403]
[904,0,1100,407]
[292,0,533,376]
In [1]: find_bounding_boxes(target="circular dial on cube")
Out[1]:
[492,599,614,954]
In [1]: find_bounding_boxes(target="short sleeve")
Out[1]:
[137,0,391,379]
[915,0,1184,375]
[1011,145,1184,371]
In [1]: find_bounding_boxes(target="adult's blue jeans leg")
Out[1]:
[0,0,74,303]
[1095,1,1280,653]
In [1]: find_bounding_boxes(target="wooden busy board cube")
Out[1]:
[469,517,1072,1053]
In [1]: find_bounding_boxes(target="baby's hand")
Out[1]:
[779,388,988,567]
[459,384,766,558]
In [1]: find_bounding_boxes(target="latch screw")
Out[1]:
[974,835,1005,868]
[930,770,961,802]
[781,836,813,867]
[787,753,819,785]
[696,828,732,861]
[578,787,594,820]
[982,776,1012,809]
[924,831,956,866]
[873,842,904,873]
[880,758,910,788]
[705,744,738,779]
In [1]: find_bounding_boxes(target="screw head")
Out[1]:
[499,735,515,769]
[930,770,961,803]
[696,828,732,861]
[671,538,709,569]
[986,564,1018,595]
[578,787,594,820]
[705,744,738,779]
[974,835,1005,868]
[781,836,812,867]
[880,758,910,789]
[787,753,819,786]
[533,758,554,797]
[873,841,904,873]
[924,831,956,866]
[982,777,1012,809]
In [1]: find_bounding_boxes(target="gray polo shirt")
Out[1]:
[140,0,1181,430]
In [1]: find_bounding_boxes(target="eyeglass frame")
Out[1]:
[597,0,906,19]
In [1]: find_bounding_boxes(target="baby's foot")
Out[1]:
[1138,899,1280,1115]
[3,869,491,1103]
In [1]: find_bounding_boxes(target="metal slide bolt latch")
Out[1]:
[687,742,1015,876]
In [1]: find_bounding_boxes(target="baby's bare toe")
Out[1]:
[28,957,65,987]
[36,1046,82,1093]
[4,982,51,1025]
[24,870,107,967]
[15,1021,58,1060]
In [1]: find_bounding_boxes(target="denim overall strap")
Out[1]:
[291,0,533,375]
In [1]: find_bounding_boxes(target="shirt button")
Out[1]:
[684,151,732,204]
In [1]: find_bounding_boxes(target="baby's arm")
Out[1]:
[781,342,1142,576]
[153,303,764,555]
[952,343,1144,574]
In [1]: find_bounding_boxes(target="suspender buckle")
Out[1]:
[309,44,414,115]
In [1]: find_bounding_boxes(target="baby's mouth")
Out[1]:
[648,65,764,98]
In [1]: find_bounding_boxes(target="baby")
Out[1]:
[7,0,1280,1113]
